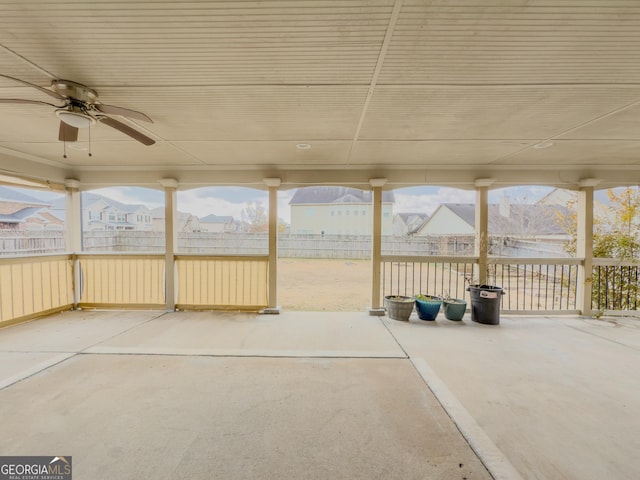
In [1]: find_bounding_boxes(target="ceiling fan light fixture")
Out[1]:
[55,109,96,128]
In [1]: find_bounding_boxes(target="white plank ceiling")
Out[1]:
[0,0,639,191]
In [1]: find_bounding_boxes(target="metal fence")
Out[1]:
[488,259,580,312]
[592,259,640,312]
[381,256,581,313]
[381,256,476,301]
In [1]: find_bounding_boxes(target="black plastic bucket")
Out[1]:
[467,285,504,325]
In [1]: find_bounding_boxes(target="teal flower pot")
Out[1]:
[414,295,442,321]
[443,299,467,321]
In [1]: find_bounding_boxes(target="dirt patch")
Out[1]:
[278,258,371,311]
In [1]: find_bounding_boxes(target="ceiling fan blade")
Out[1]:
[0,98,63,107]
[95,104,153,123]
[0,74,65,100]
[58,121,78,142]
[99,116,155,145]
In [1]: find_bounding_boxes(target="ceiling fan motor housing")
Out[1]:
[51,79,98,104]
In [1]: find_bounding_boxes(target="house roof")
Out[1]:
[289,187,394,205]
[0,206,48,225]
[0,186,49,207]
[537,187,639,207]
[80,193,149,214]
[443,204,477,227]
[397,212,429,223]
[396,212,430,234]
[438,203,569,236]
[200,214,234,223]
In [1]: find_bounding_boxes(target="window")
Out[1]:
[117,213,127,222]
[108,213,116,222]
[89,210,101,220]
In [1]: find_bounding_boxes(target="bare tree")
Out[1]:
[241,201,268,233]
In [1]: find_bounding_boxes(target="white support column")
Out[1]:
[474,178,494,285]
[369,178,387,315]
[263,178,281,314]
[159,178,178,312]
[576,179,599,316]
[64,178,82,307]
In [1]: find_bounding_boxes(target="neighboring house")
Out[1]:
[199,214,236,233]
[415,201,571,256]
[151,207,202,232]
[289,186,395,235]
[0,186,63,230]
[79,193,153,231]
[537,187,623,224]
[536,188,576,206]
[393,212,429,236]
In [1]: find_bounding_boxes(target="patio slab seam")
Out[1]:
[560,320,640,352]
[378,316,524,480]
[76,349,408,359]
[79,310,170,349]
[411,357,525,480]
[0,352,77,391]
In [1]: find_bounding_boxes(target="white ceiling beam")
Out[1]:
[346,0,403,165]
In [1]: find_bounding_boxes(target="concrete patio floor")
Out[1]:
[0,310,638,480]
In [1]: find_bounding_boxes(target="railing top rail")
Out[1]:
[380,255,584,266]
[77,253,165,259]
[176,254,269,261]
[381,255,479,263]
[0,253,72,264]
[592,257,640,267]
[489,257,583,266]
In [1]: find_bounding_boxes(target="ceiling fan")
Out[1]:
[0,74,155,146]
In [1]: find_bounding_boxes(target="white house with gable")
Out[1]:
[289,186,395,235]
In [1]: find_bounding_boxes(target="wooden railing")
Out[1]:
[175,255,269,310]
[3,253,640,324]
[0,254,73,326]
[77,254,165,308]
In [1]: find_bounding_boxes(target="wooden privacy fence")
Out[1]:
[0,230,66,255]
[3,231,569,259]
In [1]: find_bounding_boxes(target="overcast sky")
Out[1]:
[25,185,554,224]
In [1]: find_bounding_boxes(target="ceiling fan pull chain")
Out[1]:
[63,138,67,159]
[88,122,92,157]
